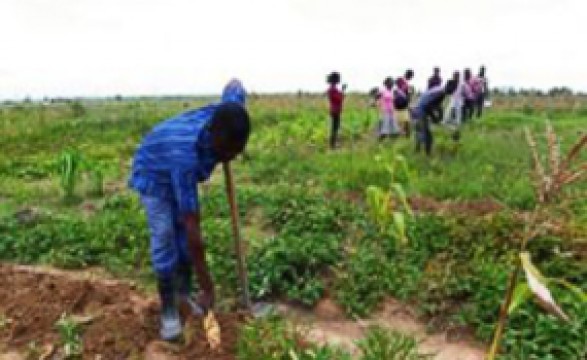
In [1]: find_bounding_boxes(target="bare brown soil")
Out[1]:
[409,196,504,216]
[327,190,506,217]
[0,264,243,359]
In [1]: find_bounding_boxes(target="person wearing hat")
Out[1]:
[128,79,250,340]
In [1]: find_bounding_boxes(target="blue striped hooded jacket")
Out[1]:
[128,80,246,214]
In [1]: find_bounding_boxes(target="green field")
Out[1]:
[0,95,586,359]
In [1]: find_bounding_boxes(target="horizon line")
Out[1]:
[2,85,586,102]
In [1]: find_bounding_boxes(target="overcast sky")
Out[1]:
[0,0,584,99]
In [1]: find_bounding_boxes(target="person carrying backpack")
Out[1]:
[395,69,414,137]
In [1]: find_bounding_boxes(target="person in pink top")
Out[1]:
[471,66,489,118]
[378,77,399,139]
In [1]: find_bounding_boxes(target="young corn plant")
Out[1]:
[58,149,81,203]
[55,312,83,358]
[488,123,587,359]
[365,153,413,245]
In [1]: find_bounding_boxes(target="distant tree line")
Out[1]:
[1,87,586,107]
[491,87,584,97]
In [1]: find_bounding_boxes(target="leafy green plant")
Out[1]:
[237,316,351,360]
[357,327,431,360]
[248,233,340,306]
[247,195,351,306]
[58,149,82,202]
[0,203,149,274]
[334,242,388,317]
[365,153,413,245]
[55,313,83,358]
[499,292,587,360]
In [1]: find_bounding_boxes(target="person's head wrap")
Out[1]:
[221,79,246,105]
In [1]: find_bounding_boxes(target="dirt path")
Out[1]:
[0,264,243,359]
[280,298,486,360]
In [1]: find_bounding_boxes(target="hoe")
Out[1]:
[223,162,273,318]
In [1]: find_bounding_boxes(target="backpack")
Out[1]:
[393,89,410,110]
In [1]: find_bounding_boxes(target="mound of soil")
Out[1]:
[409,196,504,216]
[0,264,244,359]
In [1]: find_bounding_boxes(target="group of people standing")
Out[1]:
[443,67,489,129]
[326,66,489,155]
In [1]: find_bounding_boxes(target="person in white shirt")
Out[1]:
[443,71,463,129]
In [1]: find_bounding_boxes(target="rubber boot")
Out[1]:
[157,276,182,341]
[176,262,193,296]
[176,264,206,316]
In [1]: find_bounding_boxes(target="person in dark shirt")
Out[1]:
[428,67,442,89]
[326,72,346,149]
[395,69,415,137]
[427,67,444,123]
[411,79,458,156]
[462,68,475,122]
[395,69,414,105]
[472,66,489,118]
